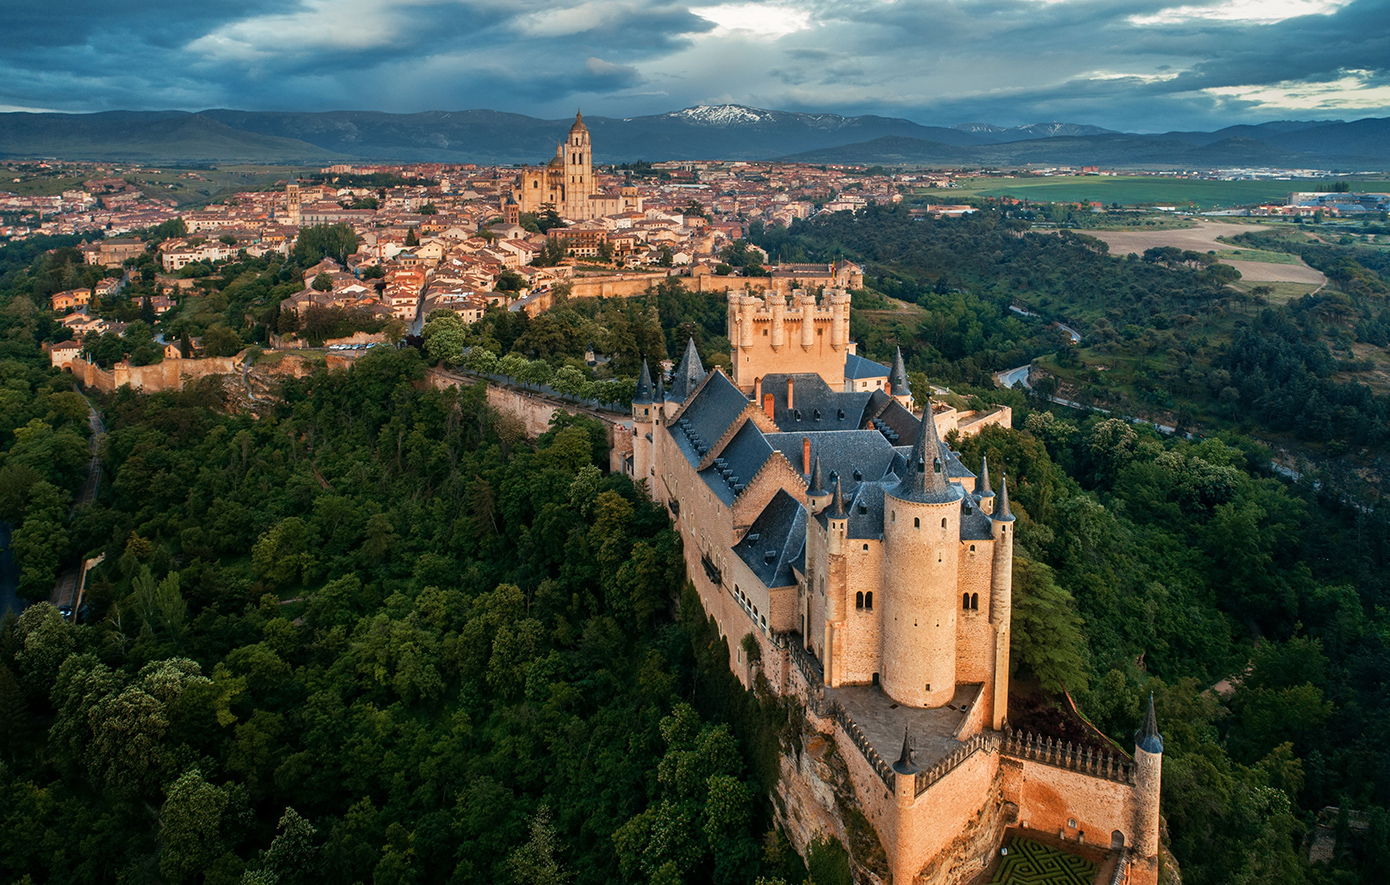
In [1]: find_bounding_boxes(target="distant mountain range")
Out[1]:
[0,104,1386,169]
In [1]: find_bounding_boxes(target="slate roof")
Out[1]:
[734,489,807,588]
[764,430,899,493]
[891,400,962,505]
[844,351,890,381]
[701,419,774,505]
[761,373,874,432]
[670,370,749,467]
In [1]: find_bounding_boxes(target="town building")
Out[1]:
[627,288,1163,884]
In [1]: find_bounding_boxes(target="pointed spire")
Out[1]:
[808,456,825,496]
[1135,694,1163,754]
[978,454,994,497]
[994,472,1015,522]
[634,359,653,405]
[892,726,918,775]
[893,396,955,503]
[830,475,847,519]
[889,347,911,396]
[668,337,706,403]
[654,372,665,403]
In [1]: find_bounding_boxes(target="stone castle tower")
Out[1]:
[728,287,853,394]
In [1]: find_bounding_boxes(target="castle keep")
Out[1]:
[628,287,1163,884]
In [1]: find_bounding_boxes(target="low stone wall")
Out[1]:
[70,354,245,394]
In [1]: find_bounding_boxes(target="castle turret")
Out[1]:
[769,290,785,350]
[823,475,850,685]
[881,397,964,708]
[977,454,995,514]
[1133,694,1164,861]
[888,347,912,410]
[806,456,830,514]
[988,472,1015,729]
[668,337,706,407]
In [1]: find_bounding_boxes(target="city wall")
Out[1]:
[519,272,676,316]
[69,354,245,394]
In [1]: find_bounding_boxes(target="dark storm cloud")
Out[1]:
[0,0,1385,128]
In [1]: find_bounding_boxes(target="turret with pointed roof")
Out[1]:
[993,473,1015,522]
[668,337,707,403]
[892,396,956,504]
[1135,694,1163,754]
[892,727,918,775]
[830,474,847,519]
[634,359,653,405]
[888,347,911,397]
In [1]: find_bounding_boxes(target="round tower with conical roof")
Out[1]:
[988,472,1015,728]
[1133,694,1164,861]
[881,396,965,708]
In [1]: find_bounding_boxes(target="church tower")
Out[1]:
[561,111,593,219]
[286,177,301,227]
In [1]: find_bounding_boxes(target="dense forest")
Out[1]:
[3,206,1389,885]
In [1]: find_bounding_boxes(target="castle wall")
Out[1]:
[835,539,885,686]
[955,541,996,685]
[71,354,244,395]
[728,290,853,394]
[892,749,1004,884]
[1009,759,1141,860]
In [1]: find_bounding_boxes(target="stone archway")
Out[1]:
[1111,830,1125,850]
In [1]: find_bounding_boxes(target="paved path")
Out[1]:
[827,682,977,770]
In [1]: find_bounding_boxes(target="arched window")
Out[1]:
[941,517,948,528]
[971,593,979,610]
[855,591,864,610]
[913,517,920,529]
[963,593,971,610]
[865,592,873,610]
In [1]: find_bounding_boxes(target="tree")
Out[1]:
[422,310,467,365]
[160,768,229,882]
[312,272,334,292]
[507,805,569,885]
[405,227,419,248]
[203,323,244,357]
[293,223,359,267]
[419,202,437,215]
[1010,557,1088,692]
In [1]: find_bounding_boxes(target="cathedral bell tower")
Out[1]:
[561,110,593,219]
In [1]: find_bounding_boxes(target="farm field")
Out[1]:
[1079,220,1329,288]
[944,175,1390,210]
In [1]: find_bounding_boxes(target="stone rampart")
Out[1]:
[70,354,245,394]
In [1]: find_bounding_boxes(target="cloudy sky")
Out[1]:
[1,0,1387,131]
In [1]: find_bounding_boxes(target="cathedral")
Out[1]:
[629,286,1164,884]
[510,111,643,221]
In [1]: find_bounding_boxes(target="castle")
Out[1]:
[510,111,644,221]
[628,286,1163,884]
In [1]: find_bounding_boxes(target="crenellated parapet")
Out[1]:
[728,287,853,392]
[1000,729,1137,784]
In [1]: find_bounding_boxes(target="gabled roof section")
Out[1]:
[733,489,807,589]
[700,419,775,504]
[764,430,899,495]
[844,351,890,381]
[863,396,919,445]
[668,369,748,467]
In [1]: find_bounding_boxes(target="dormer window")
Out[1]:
[933,458,942,474]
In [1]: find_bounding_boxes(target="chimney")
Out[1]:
[786,377,795,411]
[763,393,776,419]
[803,437,812,475]
[754,376,762,403]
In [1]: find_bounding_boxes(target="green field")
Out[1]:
[1213,248,1301,264]
[941,176,1390,211]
